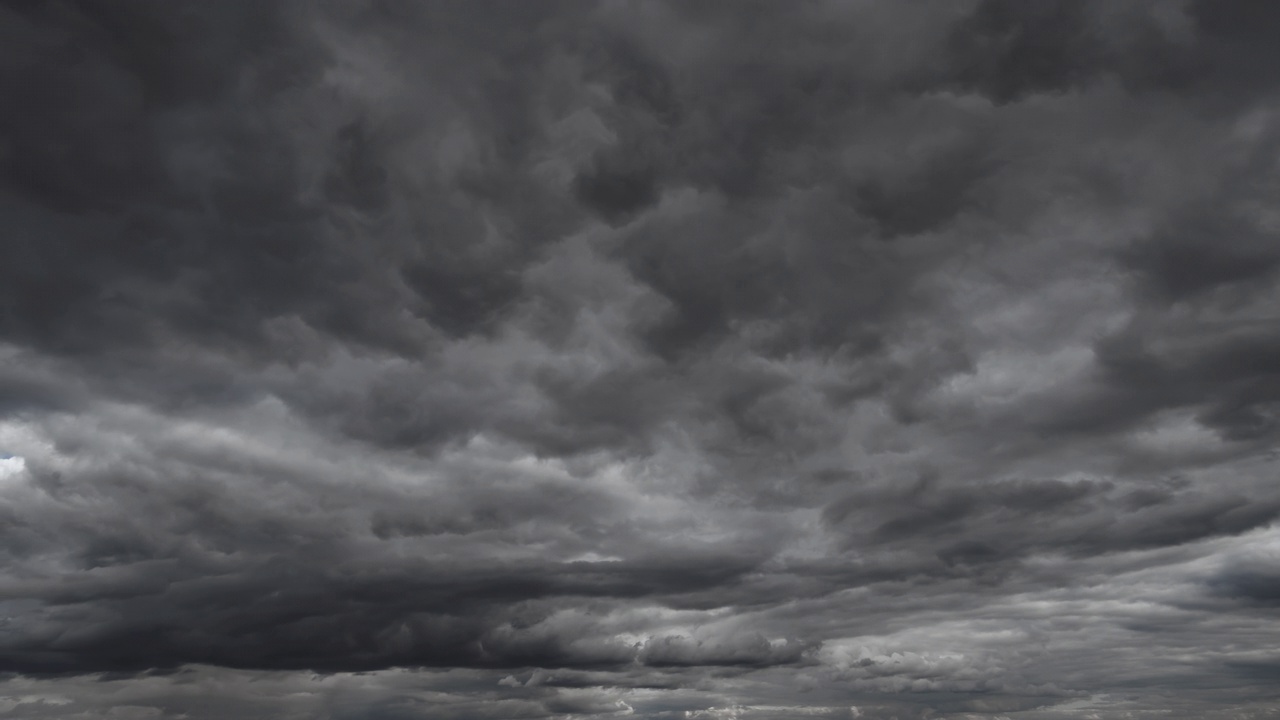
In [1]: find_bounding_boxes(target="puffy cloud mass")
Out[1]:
[2,1,1280,718]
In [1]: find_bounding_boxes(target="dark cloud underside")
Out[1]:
[2,1,1280,719]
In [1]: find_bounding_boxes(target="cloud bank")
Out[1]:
[2,1,1279,718]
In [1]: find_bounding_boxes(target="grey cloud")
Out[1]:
[2,1,1280,719]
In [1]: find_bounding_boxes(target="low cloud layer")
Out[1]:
[2,1,1280,718]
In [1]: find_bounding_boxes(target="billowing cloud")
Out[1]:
[2,1,1279,718]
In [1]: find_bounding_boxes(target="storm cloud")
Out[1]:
[2,1,1280,718]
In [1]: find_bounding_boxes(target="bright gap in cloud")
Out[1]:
[0,454,25,483]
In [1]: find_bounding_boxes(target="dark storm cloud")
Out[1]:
[3,1,1280,719]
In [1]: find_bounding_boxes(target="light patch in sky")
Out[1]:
[0,454,25,483]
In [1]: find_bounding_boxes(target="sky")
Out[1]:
[1,1,1280,718]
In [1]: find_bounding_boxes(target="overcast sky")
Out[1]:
[2,1,1280,718]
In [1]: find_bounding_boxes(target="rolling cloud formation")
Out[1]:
[2,1,1280,718]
